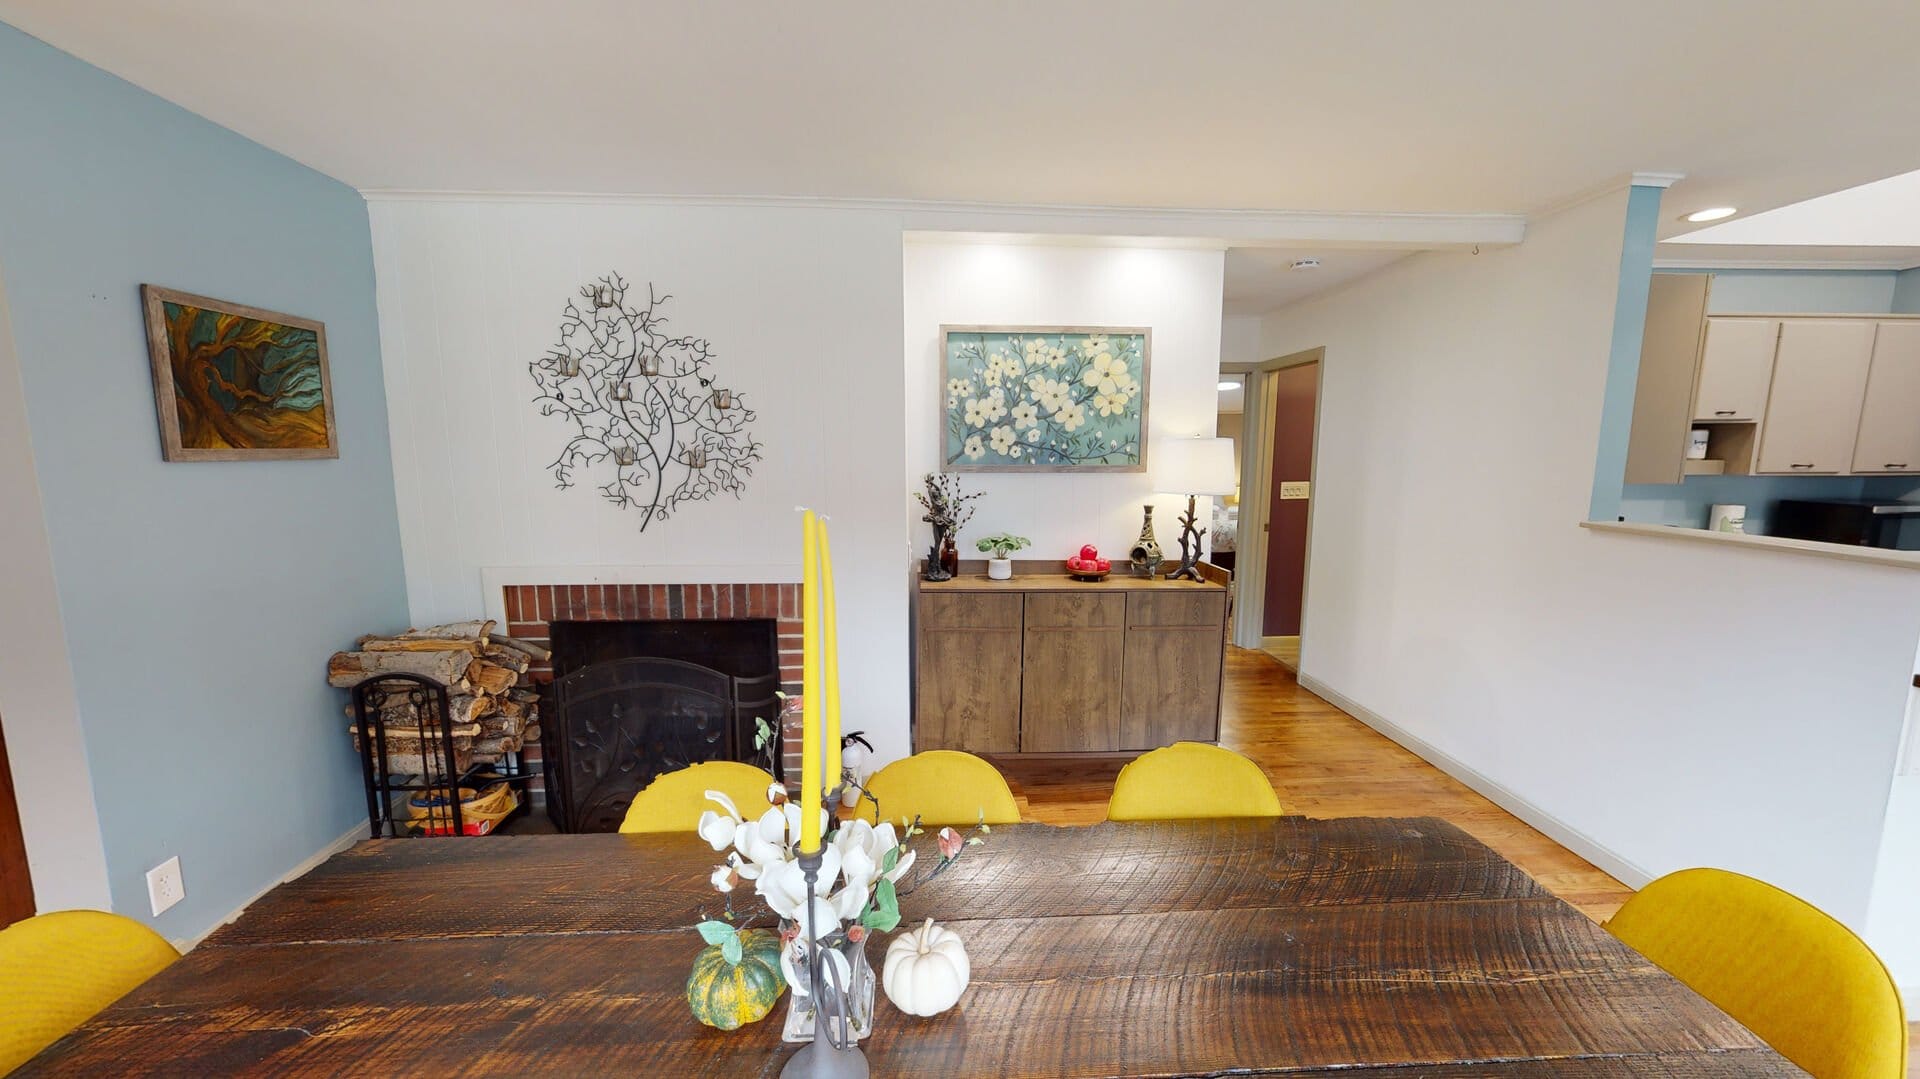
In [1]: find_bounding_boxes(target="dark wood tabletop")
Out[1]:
[20,817,1803,1077]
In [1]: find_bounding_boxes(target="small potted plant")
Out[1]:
[974,534,1030,580]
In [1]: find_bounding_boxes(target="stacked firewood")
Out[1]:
[329,620,548,774]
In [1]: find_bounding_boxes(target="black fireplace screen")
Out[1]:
[541,656,777,832]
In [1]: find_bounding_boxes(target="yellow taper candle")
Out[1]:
[820,521,841,794]
[798,510,822,854]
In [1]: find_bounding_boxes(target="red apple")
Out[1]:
[1096,558,1111,571]
[1079,544,1100,561]
[1066,558,1084,571]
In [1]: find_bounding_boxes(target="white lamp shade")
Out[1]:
[1156,437,1238,496]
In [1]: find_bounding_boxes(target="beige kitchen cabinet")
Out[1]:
[1624,274,1714,484]
[1754,319,1877,474]
[1852,321,1920,474]
[1691,317,1779,422]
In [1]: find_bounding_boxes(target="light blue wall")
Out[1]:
[1660,268,1899,315]
[0,23,406,939]
[1588,184,1665,521]
[1895,268,1920,315]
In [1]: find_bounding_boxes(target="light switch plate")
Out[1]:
[1279,481,1311,500]
[146,856,184,916]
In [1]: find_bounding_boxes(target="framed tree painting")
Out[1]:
[142,285,338,460]
[940,325,1150,472]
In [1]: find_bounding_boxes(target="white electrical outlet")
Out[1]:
[145,856,184,916]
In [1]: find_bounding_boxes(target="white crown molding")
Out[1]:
[1654,256,1920,271]
[361,189,1526,249]
[1629,171,1686,189]
[1529,170,1688,220]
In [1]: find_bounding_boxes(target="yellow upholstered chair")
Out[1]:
[862,751,1021,827]
[1605,868,1907,1079]
[0,910,178,1073]
[620,761,777,833]
[1105,742,1286,821]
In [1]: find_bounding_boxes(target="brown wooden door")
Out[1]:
[0,714,35,927]
[1018,593,1124,752]
[1263,361,1318,636]
[1121,592,1226,749]
[915,594,1024,752]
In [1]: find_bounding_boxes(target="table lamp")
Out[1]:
[1155,437,1238,582]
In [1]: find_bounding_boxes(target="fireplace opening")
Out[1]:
[541,618,780,832]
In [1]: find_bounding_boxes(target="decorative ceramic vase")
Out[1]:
[987,558,1013,580]
[781,937,875,1044]
[1129,504,1162,578]
[940,536,961,578]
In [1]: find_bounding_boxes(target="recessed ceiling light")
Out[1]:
[1217,381,1238,392]
[1290,258,1322,270]
[1683,207,1738,223]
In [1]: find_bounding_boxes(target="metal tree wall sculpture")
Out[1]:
[531,275,761,530]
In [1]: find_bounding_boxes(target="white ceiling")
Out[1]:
[4,0,1919,223]
[1223,248,1411,316]
[1668,168,1920,247]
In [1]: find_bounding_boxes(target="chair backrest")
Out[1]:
[0,910,179,1072]
[620,761,776,834]
[862,751,1021,827]
[1605,867,1907,1079]
[1105,741,1285,821]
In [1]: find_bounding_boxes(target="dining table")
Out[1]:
[19,816,1804,1076]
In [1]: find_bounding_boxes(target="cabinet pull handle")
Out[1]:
[1713,409,1736,416]
[1888,463,1909,469]
[1790,463,1815,469]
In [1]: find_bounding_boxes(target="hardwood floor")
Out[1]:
[993,646,1633,922]
[1259,635,1301,672]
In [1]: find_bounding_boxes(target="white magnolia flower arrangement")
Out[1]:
[692,781,986,1000]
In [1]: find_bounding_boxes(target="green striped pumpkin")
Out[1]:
[686,928,785,1030]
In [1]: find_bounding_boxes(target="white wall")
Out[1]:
[1866,645,1920,998]
[1220,314,1265,366]
[0,253,111,913]
[1260,188,1920,926]
[369,197,914,762]
[902,242,1225,562]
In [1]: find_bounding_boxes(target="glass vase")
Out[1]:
[780,936,875,1044]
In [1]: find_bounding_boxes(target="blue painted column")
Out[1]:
[1587,183,1666,522]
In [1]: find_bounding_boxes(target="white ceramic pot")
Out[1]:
[987,558,1013,580]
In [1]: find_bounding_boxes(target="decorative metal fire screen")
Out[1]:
[541,657,777,832]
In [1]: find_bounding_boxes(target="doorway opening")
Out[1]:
[1229,348,1324,672]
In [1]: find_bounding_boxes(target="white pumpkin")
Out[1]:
[882,918,970,1017]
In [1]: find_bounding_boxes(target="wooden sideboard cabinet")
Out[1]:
[912,561,1229,756]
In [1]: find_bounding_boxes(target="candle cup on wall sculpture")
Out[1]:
[1129,504,1162,578]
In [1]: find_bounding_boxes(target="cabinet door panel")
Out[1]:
[1127,591,1227,629]
[1852,321,1920,474]
[1120,626,1222,749]
[1692,318,1778,422]
[1755,320,1876,474]
[1019,593,1124,752]
[915,594,1022,753]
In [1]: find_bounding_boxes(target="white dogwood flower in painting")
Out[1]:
[1093,391,1128,417]
[964,435,986,460]
[978,391,1008,424]
[1010,402,1039,430]
[1055,401,1087,432]
[963,397,989,427]
[989,425,1017,455]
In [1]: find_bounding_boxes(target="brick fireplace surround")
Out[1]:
[500,582,808,793]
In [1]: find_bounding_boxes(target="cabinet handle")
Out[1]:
[1790,463,1815,469]
[1713,409,1736,416]
[1888,463,1910,470]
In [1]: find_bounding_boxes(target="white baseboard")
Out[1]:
[1296,673,1654,893]
[176,818,367,953]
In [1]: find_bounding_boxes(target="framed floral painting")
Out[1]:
[939,325,1150,472]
